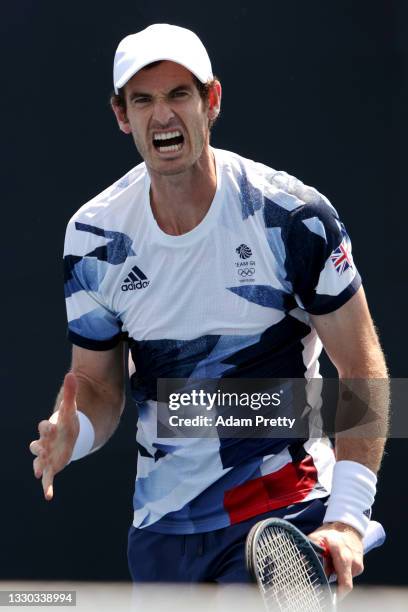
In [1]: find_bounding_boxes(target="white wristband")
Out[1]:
[70,410,96,461]
[323,460,377,536]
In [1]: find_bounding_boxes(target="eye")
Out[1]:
[132,96,151,105]
[170,90,189,99]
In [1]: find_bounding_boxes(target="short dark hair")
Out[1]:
[110,61,219,128]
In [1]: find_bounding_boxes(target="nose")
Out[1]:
[151,98,175,126]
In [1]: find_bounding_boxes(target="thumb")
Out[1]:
[61,372,78,415]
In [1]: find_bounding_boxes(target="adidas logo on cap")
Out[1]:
[121,265,150,291]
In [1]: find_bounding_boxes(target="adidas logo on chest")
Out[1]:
[121,265,150,291]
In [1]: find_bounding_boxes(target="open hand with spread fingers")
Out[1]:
[29,373,80,501]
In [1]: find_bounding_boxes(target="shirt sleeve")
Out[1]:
[284,195,361,315]
[63,220,123,350]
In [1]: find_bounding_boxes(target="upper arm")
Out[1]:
[63,219,130,409]
[310,287,387,378]
[278,184,385,375]
[64,219,129,352]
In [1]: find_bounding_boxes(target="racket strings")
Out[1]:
[256,527,329,612]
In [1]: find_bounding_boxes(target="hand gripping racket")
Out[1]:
[246,518,385,612]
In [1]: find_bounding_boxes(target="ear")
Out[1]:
[208,80,222,123]
[111,100,132,135]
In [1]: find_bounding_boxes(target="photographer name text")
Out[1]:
[168,415,296,428]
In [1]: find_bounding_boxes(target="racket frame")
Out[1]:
[246,517,336,611]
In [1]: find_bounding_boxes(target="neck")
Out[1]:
[148,146,217,236]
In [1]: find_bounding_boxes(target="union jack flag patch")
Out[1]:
[330,240,353,275]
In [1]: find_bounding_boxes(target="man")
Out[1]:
[30,24,388,596]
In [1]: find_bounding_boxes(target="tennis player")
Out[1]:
[29,24,388,597]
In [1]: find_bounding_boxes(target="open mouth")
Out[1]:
[152,130,185,153]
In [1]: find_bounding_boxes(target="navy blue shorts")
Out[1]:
[127,496,328,583]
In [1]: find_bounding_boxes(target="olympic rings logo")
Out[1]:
[238,268,255,276]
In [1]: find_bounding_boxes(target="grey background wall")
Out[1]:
[1,0,406,584]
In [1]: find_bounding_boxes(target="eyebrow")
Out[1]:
[128,83,194,101]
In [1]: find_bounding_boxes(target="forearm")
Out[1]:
[322,352,390,534]
[335,353,390,474]
[53,370,125,449]
[335,430,387,475]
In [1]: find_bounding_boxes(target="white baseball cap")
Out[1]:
[113,24,213,94]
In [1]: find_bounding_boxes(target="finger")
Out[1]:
[328,544,353,599]
[63,372,78,406]
[351,557,364,577]
[322,551,335,578]
[308,534,335,577]
[45,483,54,501]
[42,466,54,501]
[46,423,57,440]
[60,372,78,416]
[37,423,55,457]
[337,578,353,600]
[33,456,43,478]
[29,440,41,456]
[38,420,52,437]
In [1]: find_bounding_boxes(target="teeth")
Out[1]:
[153,130,182,141]
[157,143,183,152]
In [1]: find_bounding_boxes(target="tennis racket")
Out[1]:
[246,518,335,612]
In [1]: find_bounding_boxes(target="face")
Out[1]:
[112,61,220,176]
